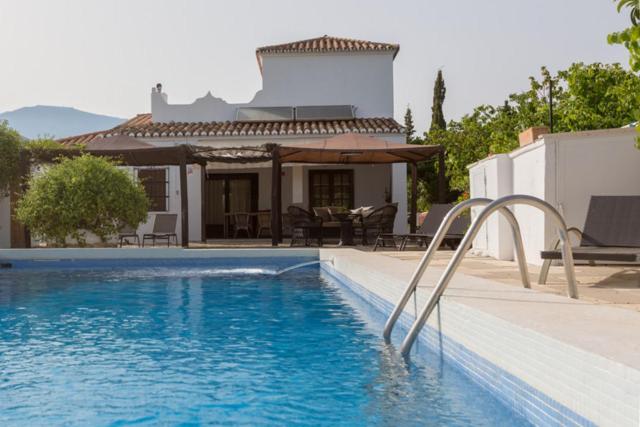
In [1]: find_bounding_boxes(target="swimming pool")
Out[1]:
[0,257,530,426]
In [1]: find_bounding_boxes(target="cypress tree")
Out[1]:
[430,70,447,131]
[404,106,416,144]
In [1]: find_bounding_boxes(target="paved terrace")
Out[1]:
[188,239,640,312]
[382,250,640,312]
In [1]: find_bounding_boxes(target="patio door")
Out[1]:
[204,173,258,238]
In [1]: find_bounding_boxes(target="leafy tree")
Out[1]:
[430,70,447,131]
[608,0,640,72]
[608,0,640,147]
[556,63,640,130]
[0,121,24,196]
[16,155,149,246]
[431,63,640,193]
[404,106,416,144]
[406,71,456,209]
[0,124,83,197]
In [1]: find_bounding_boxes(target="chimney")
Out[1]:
[518,126,549,147]
[151,83,168,120]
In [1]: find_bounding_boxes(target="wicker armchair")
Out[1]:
[357,204,398,246]
[287,206,323,247]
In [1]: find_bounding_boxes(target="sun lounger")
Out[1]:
[539,195,640,283]
[380,204,469,251]
[118,224,140,247]
[142,214,178,247]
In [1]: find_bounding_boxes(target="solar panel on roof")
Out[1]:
[295,105,354,120]
[236,107,294,122]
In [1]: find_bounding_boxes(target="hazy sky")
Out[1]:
[0,0,632,133]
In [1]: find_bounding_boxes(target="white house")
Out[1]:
[1,36,411,247]
[469,126,640,265]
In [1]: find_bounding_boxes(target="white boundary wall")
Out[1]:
[469,127,640,265]
[468,154,514,260]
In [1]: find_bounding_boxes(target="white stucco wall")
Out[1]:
[510,141,551,265]
[186,164,203,241]
[469,127,640,266]
[551,129,640,233]
[151,51,395,123]
[391,163,408,233]
[468,154,514,260]
[0,195,10,248]
[253,52,394,117]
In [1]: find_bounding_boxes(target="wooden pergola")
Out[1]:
[269,133,445,246]
[16,136,273,248]
[83,137,273,247]
[15,134,444,248]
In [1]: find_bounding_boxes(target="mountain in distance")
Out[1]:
[0,105,126,139]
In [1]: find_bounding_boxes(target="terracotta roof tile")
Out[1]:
[58,114,403,147]
[57,114,153,146]
[256,35,399,58]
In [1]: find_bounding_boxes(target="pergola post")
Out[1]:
[438,148,446,203]
[271,146,282,246]
[410,162,418,234]
[179,147,189,248]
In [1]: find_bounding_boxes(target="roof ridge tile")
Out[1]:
[58,115,403,146]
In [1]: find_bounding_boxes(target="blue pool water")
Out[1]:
[0,258,531,426]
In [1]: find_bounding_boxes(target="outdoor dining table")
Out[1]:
[331,213,360,246]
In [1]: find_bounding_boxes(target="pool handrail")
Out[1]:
[382,197,531,343]
[538,227,584,285]
[398,194,578,357]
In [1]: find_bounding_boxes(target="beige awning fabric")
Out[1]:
[277,133,441,164]
[52,133,440,167]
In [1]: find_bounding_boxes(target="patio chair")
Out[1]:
[118,224,140,248]
[256,211,271,238]
[354,204,397,247]
[233,212,252,238]
[142,214,178,247]
[539,195,640,284]
[395,204,470,251]
[281,213,293,237]
[288,206,323,247]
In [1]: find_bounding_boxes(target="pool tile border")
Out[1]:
[321,263,596,427]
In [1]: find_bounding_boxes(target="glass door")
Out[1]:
[204,173,258,238]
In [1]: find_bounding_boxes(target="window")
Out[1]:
[138,168,168,211]
[309,170,354,209]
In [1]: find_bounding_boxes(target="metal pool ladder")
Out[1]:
[383,195,579,357]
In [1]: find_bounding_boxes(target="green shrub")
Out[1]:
[0,121,23,196]
[16,154,150,246]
